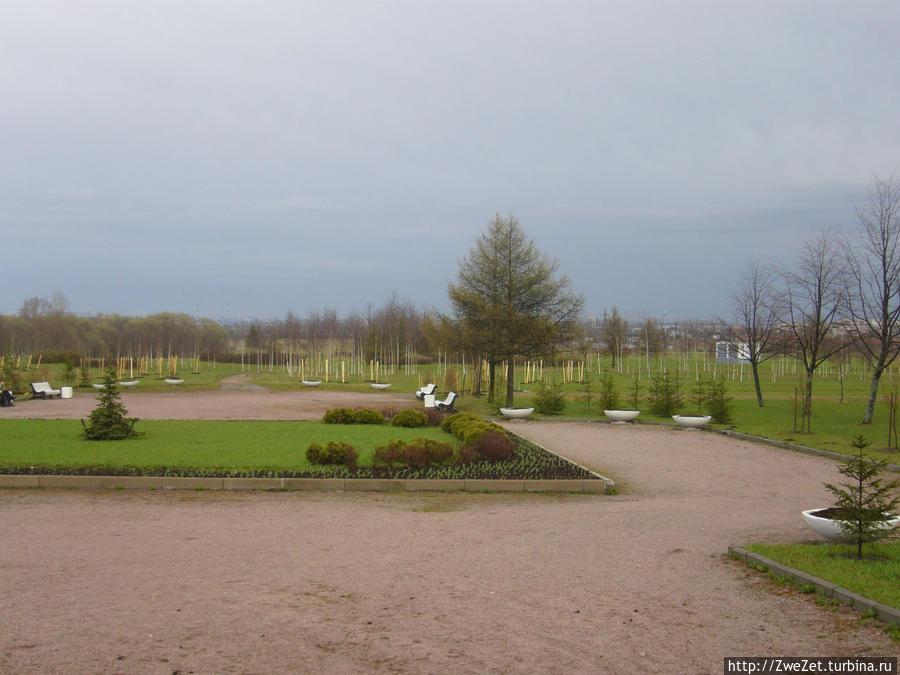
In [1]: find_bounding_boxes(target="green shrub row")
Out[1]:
[321,407,441,428]
[440,412,508,444]
[373,438,454,469]
[323,408,386,425]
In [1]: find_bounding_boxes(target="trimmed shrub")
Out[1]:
[306,440,358,468]
[322,408,354,424]
[440,412,508,447]
[424,408,445,427]
[391,409,427,428]
[351,408,385,425]
[337,442,359,470]
[465,420,508,445]
[305,442,325,464]
[379,408,400,421]
[440,412,479,435]
[374,439,407,467]
[473,432,514,462]
[402,438,454,469]
[456,445,480,465]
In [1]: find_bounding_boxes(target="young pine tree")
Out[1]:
[824,435,899,559]
[82,366,140,440]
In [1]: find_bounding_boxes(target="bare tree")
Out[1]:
[727,261,779,407]
[601,307,627,370]
[845,173,900,424]
[780,232,847,431]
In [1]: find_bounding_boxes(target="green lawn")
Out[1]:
[0,419,598,481]
[744,541,900,610]
[0,419,455,474]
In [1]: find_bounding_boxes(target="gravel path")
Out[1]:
[1,390,897,673]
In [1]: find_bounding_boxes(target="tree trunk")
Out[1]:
[488,358,496,403]
[804,370,814,432]
[751,362,764,407]
[506,358,515,408]
[472,354,483,397]
[863,366,884,424]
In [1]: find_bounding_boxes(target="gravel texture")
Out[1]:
[1,385,898,673]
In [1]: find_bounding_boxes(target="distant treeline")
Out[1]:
[0,292,726,366]
[0,293,435,366]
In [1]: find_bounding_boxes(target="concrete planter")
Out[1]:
[604,409,640,423]
[301,380,322,387]
[500,407,534,420]
[164,378,184,385]
[371,383,391,390]
[801,508,900,543]
[673,415,711,428]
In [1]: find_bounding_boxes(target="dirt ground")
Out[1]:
[1,382,897,673]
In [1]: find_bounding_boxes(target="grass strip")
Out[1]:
[744,541,900,610]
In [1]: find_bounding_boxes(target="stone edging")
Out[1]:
[718,429,900,472]
[0,474,612,493]
[728,546,900,627]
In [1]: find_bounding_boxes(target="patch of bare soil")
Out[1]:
[1,402,897,672]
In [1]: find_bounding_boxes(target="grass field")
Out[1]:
[10,353,900,460]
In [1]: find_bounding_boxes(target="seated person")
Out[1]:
[0,381,14,407]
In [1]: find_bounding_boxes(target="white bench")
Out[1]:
[30,381,61,399]
[434,392,457,412]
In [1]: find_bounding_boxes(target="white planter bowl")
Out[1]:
[371,383,391,390]
[301,380,322,387]
[92,383,106,389]
[802,509,900,543]
[164,378,184,385]
[119,380,139,388]
[673,415,711,428]
[500,407,534,420]
[605,410,640,423]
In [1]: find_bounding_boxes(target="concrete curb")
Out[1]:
[728,546,900,627]
[719,430,900,472]
[0,474,612,494]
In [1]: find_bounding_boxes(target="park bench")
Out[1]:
[415,383,436,399]
[30,381,61,399]
[434,391,457,412]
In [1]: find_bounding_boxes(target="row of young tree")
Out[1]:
[725,174,900,427]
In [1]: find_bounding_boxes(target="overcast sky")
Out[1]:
[2,1,898,322]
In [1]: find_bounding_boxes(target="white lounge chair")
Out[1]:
[415,383,436,399]
[434,392,457,411]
